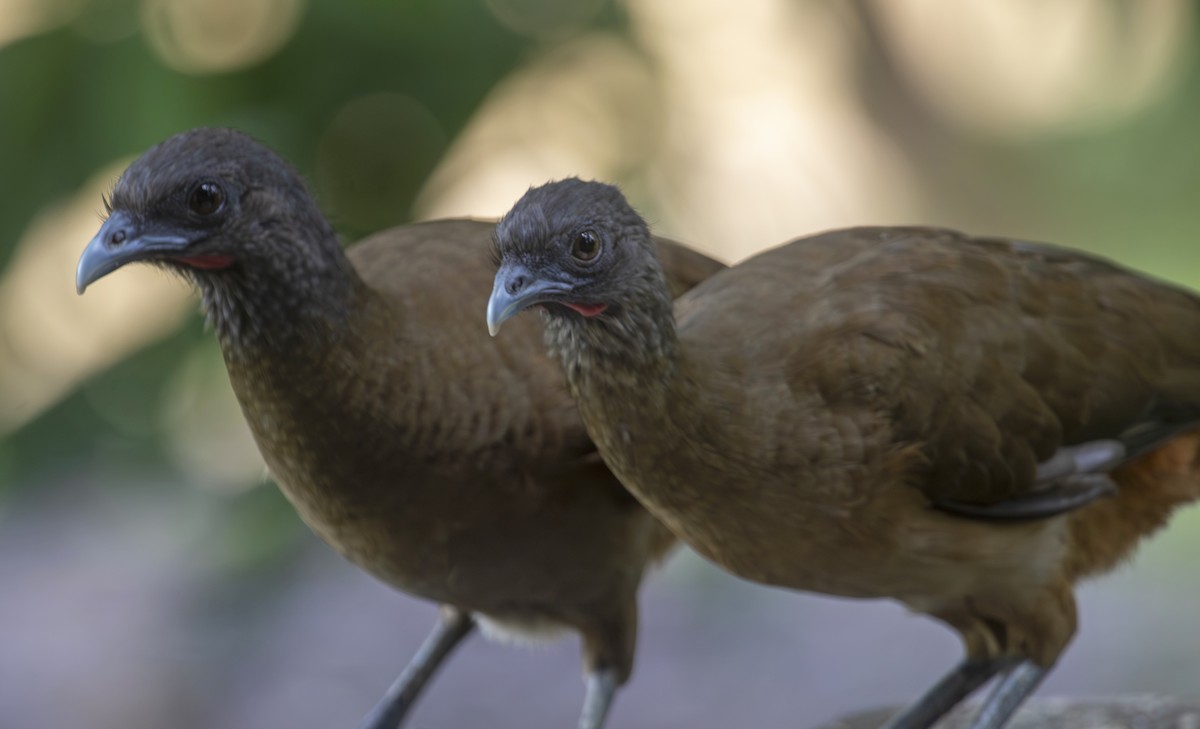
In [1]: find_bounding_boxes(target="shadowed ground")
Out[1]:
[2,477,1197,729]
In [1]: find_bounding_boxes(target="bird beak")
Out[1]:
[76,211,191,294]
[487,263,568,336]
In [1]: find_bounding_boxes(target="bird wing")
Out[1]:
[349,219,723,483]
[679,226,1200,507]
[653,236,727,300]
[348,219,600,471]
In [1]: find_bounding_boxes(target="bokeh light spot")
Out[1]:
[0,162,192,436]
[140,0,305,74]
[869,0,1193,136]
[485,0,606,39]
[415,35,659,221]
[316,93,446,233]
[160,339,265,493]
[0,0,88,49]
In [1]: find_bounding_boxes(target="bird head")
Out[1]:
[76,127,335,295]
[487,178,659,336]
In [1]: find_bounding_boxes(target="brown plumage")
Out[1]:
[74,130,724,729]
[487,179,1200,729]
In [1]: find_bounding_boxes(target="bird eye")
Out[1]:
[188,181,225,216]
[571,230,600,262]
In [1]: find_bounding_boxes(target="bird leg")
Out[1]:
[578,667,619,729]
[878,657,1016,729]
[965,660,1047,729]
[356,606,475,729]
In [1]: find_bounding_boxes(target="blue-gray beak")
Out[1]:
[76,210,191,294]
[487,263,568,336]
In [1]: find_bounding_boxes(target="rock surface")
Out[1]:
[823,697,1200,729]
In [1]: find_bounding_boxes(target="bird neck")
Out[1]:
[196,232,368,356]
[543,264,698,467]
[544,267,679,388]
[543,269,723,523]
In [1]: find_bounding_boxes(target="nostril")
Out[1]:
[108,228,127,246]
[506,275,526,295]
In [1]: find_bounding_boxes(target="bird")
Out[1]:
[486,178,1200,729]
[74,130,725,729]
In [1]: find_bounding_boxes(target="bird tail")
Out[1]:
[1064,428,1200,581]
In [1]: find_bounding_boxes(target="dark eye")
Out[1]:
[571,230,600,262]
[188,181,225,216]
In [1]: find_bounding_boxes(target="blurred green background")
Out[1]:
[1,1,1199,728]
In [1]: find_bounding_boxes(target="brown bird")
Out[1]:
[74,130,724,729]
[487,178,1200,729]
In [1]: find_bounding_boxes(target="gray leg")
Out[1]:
[356,607,475,729]
[879,657,1015,729]
[966,661,1048,729]
[578,668,619,729]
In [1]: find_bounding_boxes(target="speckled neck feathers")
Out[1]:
[545,261,678,396]
[192,227,363,355]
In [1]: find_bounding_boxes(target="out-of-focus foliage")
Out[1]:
[2,1,1199,728]
[0,0,542,485]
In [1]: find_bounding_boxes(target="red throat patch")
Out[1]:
[564,302,608,318]
[171,255,236,270]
